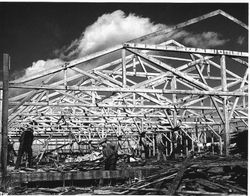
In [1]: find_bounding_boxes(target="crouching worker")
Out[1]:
[15,123,34,169]
[99,138,118,170]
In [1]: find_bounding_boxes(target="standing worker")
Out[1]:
[15,122,35,169]
[156,132,167,161]
[7,137,16,165]
[139,132,150,159]
[99,138,118,170]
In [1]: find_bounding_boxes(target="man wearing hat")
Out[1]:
[15,121,35,169]
[99,138,118,170]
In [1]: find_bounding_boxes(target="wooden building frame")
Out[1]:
[2,9,248,158]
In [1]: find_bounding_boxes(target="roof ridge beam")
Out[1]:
[128,9,247,43]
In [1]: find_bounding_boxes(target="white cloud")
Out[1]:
[17,10,165,83]
[170,30,229,48]
[59,10,165,59]
[21,58,64,80]
[16,10,228,84]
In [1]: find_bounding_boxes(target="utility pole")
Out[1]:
[1,54,10,191]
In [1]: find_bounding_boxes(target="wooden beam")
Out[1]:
[220,55,230,156]
[7,84,247,96]
[171,76,177,127]
[122,49,126,87]
[8,101,248,110]
[124,43,248,58]
[1,54,10,191]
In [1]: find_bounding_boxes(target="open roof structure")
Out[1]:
[4,9,248,155]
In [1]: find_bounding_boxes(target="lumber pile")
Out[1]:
[110,154,247,195]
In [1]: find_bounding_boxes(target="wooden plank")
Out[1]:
[7,84,247,97]
[220,55,230,155]
[15,112,247,119]
[0,90,2,171]
[171,76,177,127]
[93,70,123,87]
[1,54,10,191]
[124,43,248,57]
[7,101,248,111]
[149,54,192,62]
[122,49,126,87]
[231,57,248,67]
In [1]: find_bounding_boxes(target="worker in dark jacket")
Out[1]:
[7,137,16,165]
[100,138,118,170]
[139,132,149,159]
[15,125,34,169]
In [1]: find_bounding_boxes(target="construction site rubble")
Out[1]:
[7,153,247,195]
[66,151,103,162]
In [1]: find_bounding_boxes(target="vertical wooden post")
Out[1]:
[171,76,177,127]
[122,49,126,87]
[169,132,173,155]
[0,90,2,171]
[152,132,155,156]
[171,76,177,157]
[220,55,230,156]
[2,54,10,191]
[211,134,214,155]
[92,91,95,105]
[63,63,67,88]
[185,138,188,156]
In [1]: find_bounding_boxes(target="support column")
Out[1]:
[171,76,177,127]
[122,49,126,87]
[220,55,230,156]
[171,76,177,158]
[1,54,10,191]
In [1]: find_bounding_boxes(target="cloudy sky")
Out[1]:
[0,2,248,81]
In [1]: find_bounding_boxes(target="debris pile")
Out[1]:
[110,154,247,195]
[66,151,102,162]
[8,153,247,195]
